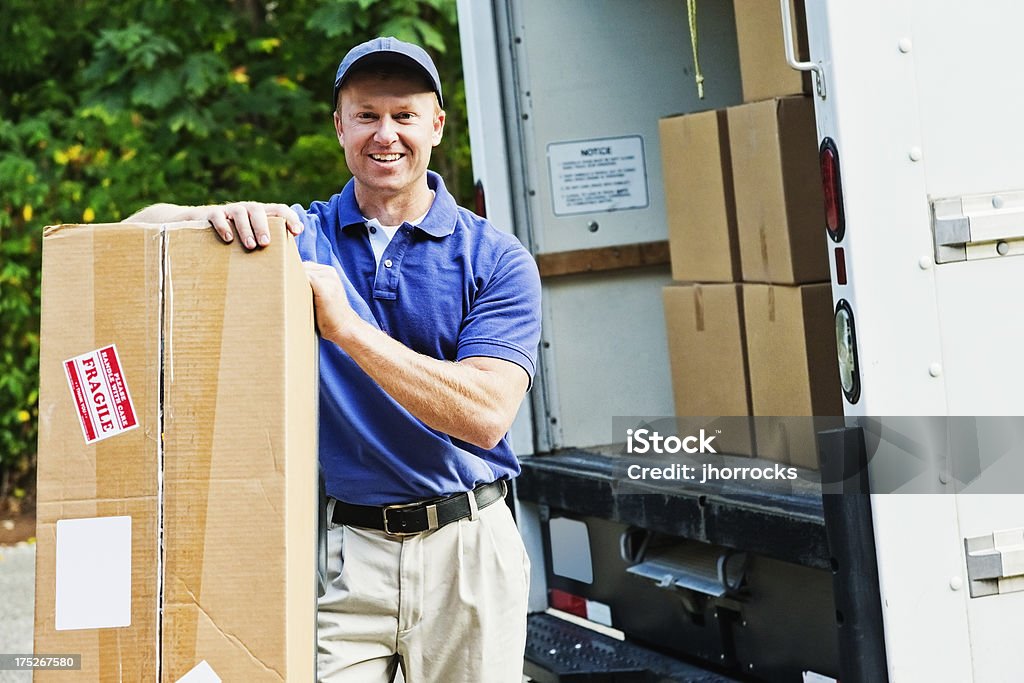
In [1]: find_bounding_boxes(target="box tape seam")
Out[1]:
[692,284,705,332]
[158,222,168,681]
[716,109,741,280]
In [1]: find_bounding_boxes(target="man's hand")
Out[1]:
[124,201,303,249]
[191,202,303,249]
[304,262,360,343]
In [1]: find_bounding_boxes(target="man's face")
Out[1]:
[335,72,444,201]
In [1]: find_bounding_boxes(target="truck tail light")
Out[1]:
[835,299,861,404]
[549,589,588,619]
[548,589,615,628]
[820,137,845,242]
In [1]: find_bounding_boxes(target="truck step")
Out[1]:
[525,612,744,683]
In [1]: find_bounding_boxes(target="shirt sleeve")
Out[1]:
[291,203,381,331]
[456,242,542,383]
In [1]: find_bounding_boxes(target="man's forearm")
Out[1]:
[332,318,527,450]
[123,202,303,245]
[123,203,197,223]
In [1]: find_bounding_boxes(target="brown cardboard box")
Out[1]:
[660,109,740,282]
[729,96,828,284]
[733,0,811,103]
[663,283,754,456]
[35,223,162,681]
[743,283,842,468]
[35,219,317,681]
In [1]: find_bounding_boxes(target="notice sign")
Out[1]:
[64,344,138,444]
[547,135,649,216]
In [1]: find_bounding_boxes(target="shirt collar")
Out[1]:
[337,171,458,238]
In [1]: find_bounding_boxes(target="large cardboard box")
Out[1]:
[663,283,754,456]
[733,0,811,103]
[743,283,842,468]
[34,219,317,681]
[729,96,827,284]
[660,109,741,283]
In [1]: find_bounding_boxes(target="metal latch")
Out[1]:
[780,0,826,99]
[932,190,1024,263]
[964,528,1024,598]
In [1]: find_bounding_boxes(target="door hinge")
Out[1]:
[964,528,1024,598]
[932,190,1024,263]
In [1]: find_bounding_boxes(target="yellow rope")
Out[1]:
[687,0,705,99]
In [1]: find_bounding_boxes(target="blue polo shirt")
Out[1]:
[292,172,542,505]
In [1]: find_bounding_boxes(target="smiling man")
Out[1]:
[127,37,541,683]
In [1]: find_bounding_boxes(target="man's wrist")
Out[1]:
[328,313,367,349]
[177,205,215,221]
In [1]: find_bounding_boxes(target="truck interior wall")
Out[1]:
[512,0,741,253]
[508,0,743,450]
[541,269,674,448]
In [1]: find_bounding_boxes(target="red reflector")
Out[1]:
[819,138,845,242]
[835,247,847,285]
[821,149,840,231]
[549,589,588,618]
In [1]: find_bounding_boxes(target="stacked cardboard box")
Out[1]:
[742,283,840,468]
[729,97,827,285]
[661,109,739,284]
[34,219,317,680]
[662,283,754,456]
[659,0,839,468]
[733,0,812,103]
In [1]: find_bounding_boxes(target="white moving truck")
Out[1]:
[457,1,1024,681]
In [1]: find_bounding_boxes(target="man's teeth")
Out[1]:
[370,153,402,161]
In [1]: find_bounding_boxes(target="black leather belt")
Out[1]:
[330,480,508,536]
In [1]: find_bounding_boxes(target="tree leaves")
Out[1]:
[184,53,228,97]
[131,70,180,109]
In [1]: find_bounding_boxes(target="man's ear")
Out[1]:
[334,110,344,146]
[432,108,446,147]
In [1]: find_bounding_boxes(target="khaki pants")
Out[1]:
[317,498,530,683]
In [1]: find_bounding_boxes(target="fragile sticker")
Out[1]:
[64,344,138,444]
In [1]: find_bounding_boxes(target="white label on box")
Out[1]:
[55,516,132,630]
[63,344,139,444]
[176,660,222,683]
[547,135,649,216]
[802,671,838,683]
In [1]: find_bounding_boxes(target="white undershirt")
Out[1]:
[364,192,435,268]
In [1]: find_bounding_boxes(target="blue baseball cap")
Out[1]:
[333,36,443,108]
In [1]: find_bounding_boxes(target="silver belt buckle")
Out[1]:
[382,501,428,536]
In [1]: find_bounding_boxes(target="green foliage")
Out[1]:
[0,0,470,509]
